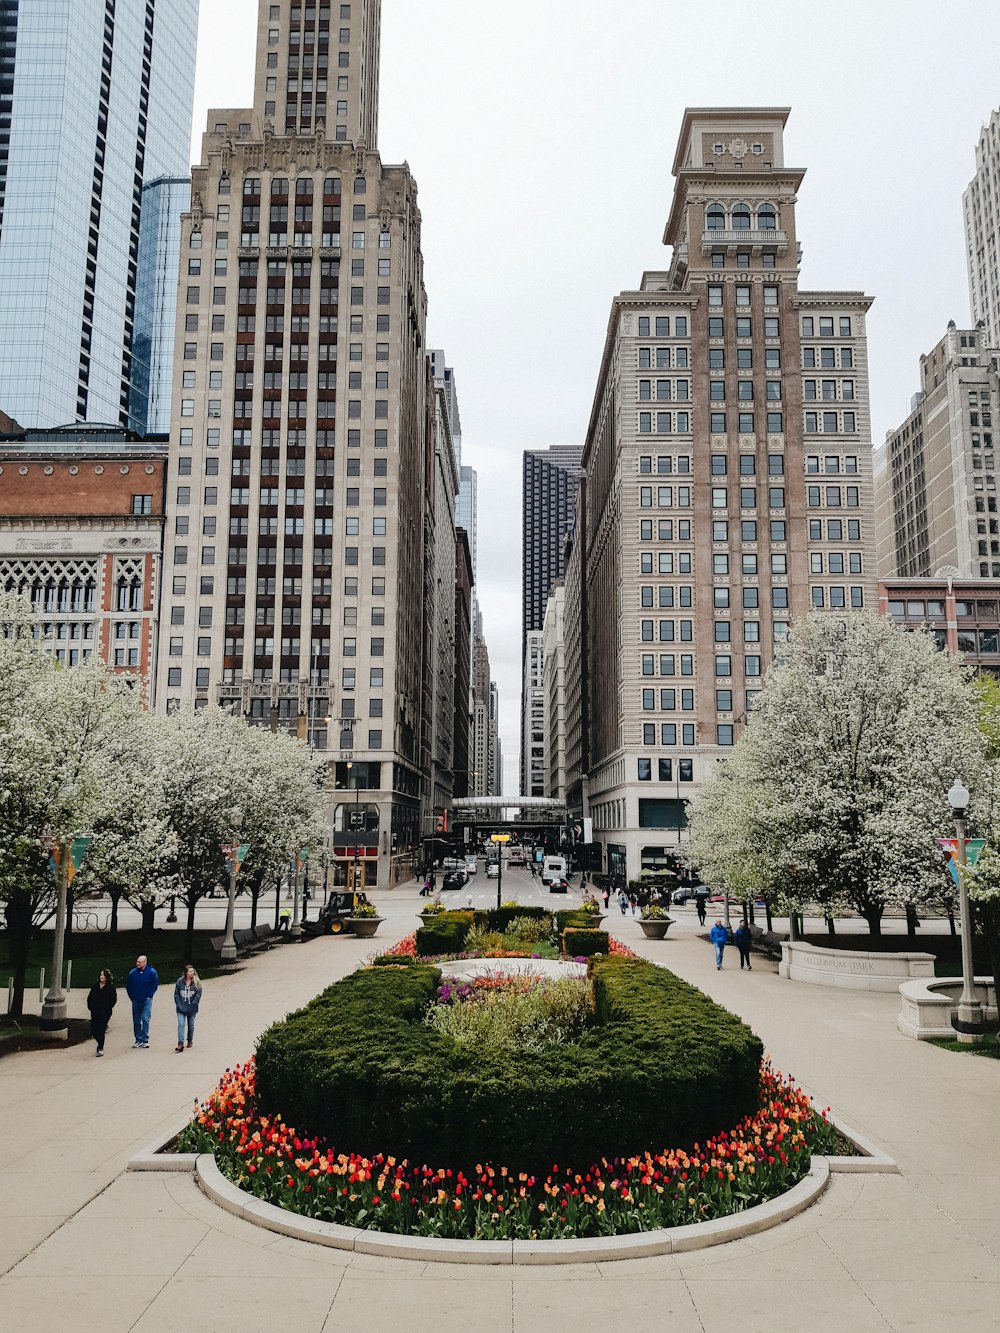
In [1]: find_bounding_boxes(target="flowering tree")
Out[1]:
[688,612,982,936]
[0,598,145,1014]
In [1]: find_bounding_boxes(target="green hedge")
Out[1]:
[561,927,609,957]
[554,909,590,933]
[255,956,763,1173]
[485,905,550,933]
[414,911,474,956]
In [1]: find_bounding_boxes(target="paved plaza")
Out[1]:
[2,872,998,1331]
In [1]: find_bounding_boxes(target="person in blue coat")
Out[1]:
[733,921,753,970]
[125,954,158,1048]
[709,920,729,970]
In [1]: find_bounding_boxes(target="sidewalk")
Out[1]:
[2,901,999,1331]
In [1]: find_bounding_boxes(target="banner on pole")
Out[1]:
[938,837,987,885]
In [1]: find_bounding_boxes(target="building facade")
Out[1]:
[964,109,1000,352]
[129,176,191,435]
[874,322,1000,579]
[879,576,1000,678]
[0,425,167,680]
[541,581,566,800]
[521,629,546,797]
[562,493,589,825]
[454,528,474,799]
[521,445,582,790]
[581,108,876,881]
[0,0,198,428]
[154,0,430,889]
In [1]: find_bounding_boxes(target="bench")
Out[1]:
[210,930,262,960]
[253,923,275,950]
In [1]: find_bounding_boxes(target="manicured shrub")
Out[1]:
[414,910,474,956]
[561,927,609,957]
[554,909,590,933]
[255,955,763,1173]
[485,905,550,933]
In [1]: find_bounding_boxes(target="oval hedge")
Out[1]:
[255,957,764,1174]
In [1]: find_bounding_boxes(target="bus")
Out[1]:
[541,855,567,886]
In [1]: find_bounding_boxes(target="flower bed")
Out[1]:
[425,973,589,1052]
[178,1059,839,1240]
[375,932,639,965]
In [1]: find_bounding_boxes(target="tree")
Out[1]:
[687,612,982,936]
[0,609,145,1015]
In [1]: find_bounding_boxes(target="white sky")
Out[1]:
[193,0,1000,795]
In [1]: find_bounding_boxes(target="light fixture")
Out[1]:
[948,779,970,814]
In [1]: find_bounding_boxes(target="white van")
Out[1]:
[541,855,567,886]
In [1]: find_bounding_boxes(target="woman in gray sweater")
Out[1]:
[173,964,202,1052]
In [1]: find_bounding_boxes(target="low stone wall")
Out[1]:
[779,940,935,992]
[897,977,998,1040]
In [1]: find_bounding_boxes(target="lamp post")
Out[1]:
[290,848,305,939]
[347,759,363,894]
[948,778,984,1044]
[39,833,89,1039]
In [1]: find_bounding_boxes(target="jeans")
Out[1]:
[714,942,725,968]
[177,1011,196,1045]
[132,997,152,1043]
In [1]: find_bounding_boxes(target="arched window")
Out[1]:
[243,176,261,196]
[732,204,751,232]
[129,579,142,611]
[706,204,725,231]
[757,203,777,231]
[84,578,96,612]
[116,577,130,612]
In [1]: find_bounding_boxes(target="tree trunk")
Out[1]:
[109,890,121,935]
[273,876,282,930]
[825,915,836,937]
[860,904,884,937]
[183,895,197,964]
[764,900,773,932]
[139,899,157,946]
[5,893,33,1019]
[905,903,918,940]
[250,881,261,931]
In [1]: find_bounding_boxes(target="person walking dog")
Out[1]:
[174,964,202,1052]
[709,919,729,971]
[86,968,117,1057]
[734,920,753,970]
[125,954,158,1048]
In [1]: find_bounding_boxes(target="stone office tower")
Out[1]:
[964,109,1000,351]
[581,109,876,882]
[155,0,428,889]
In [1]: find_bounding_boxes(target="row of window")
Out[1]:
[709,491,788,514]
[706,316,781,339]
[707,284,781,307]
[705,202,778,231]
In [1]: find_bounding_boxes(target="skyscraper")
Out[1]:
[580,108,875,882]
[129,176,191,435]
[521,445,582,791]
[0,0,199,428]
[964,109,1000,351]
[155,0,430,891]
[874,321,1000,579]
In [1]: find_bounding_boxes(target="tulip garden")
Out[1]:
[178,913,843,1240]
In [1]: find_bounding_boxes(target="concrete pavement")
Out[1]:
[2,875,998,1331]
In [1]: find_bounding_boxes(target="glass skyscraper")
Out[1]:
[0,0,198,429]
[129,175,190,434]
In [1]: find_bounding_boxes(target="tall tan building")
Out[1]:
[964,109,1000,351]
[874,323,1000,579]
[154,0,428,888]
[581,108,875,882]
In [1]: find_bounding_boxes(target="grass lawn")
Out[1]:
[926,1034,1000,1059]
[0,928,229,993]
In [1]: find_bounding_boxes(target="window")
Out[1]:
[638,759,652,781]
[710,411,726,434]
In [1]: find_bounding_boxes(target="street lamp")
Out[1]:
[39,831,91,1040]
[220,807,244,966]
[346,759,362,894]
[948,778,984,1044]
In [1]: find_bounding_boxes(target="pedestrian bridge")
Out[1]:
[451,796,567,826]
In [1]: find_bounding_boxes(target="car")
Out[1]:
[485,861,499,879]
[548,877,569,894]
[442,869,468,890]
[671,885,710,906]
[464,856,478,875]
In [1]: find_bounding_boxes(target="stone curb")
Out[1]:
[824,1122,899,1174]
[127,1111,202,1172]
[189,1154,833,1265]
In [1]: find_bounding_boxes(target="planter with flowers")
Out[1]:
[347,900,383,939]
[639,903,675,940]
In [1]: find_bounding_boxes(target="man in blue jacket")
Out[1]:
[709,920,729,971]
[125,954,158,1048]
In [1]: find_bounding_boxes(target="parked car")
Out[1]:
[548,877,569,894]
[671,885,710,906]
[485,861,500,879]
[442,868,468,890]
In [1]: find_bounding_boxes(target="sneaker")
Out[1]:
[96,1048,104,1057]
[138,1041,149,1048]
[132,1041,142,1048]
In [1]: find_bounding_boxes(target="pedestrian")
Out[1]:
[420,877,431,897]
[628,892,637,916]
[618,889,628,916]
[734,921,753,970]
[278,905,291,932]
[696,895,707,927]
[602,885,610,910]
[86,968,117,1057]
[709,919,729,971]
[174,964,202,1052]
[125,954,158,1049]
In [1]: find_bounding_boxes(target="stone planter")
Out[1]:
[578,914,605,929]
[347,916,383,939]
[778,940,934,992]
[639,918,673,940]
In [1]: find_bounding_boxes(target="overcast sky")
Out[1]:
[193,0,1000,794]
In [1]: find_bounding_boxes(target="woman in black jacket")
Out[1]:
[86,969,117,1057]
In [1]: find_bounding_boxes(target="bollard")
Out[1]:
[38,967,45,1004]
[65,959,72,993]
